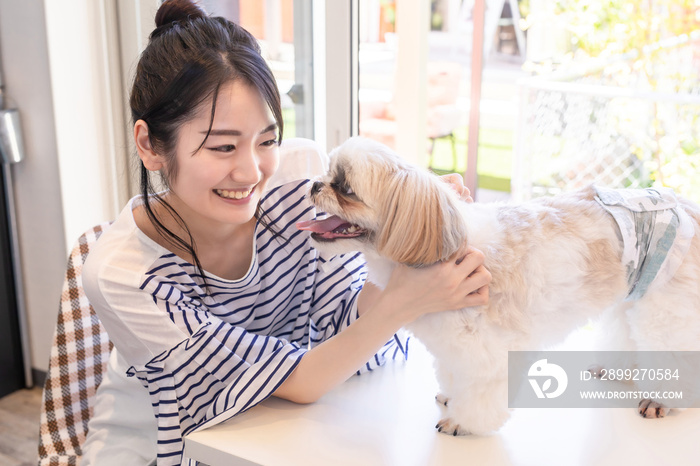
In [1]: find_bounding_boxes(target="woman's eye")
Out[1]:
[260,138,278,147]
[210,144,236,153]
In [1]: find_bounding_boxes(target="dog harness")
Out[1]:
[594,186,695,301]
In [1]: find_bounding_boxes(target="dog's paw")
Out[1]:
[435,418,469,436]
[638,399,669,419]
[587,364,604,379]
[435,393,449,406]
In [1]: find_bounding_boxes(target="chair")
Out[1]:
[36,138,328,465]
[37,222,113,466]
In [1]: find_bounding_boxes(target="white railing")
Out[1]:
[513,33,700,201]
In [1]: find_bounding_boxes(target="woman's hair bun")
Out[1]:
[155,0,206,29]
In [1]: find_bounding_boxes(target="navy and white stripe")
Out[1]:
[125,180,408,465]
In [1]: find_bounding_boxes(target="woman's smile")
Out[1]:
[214,187,255,201]
[158,79,279,229]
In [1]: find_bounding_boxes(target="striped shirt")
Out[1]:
[83,180,409,465]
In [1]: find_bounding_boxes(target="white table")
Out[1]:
[184,341,700,466]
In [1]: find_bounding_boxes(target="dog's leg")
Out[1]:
[432,359,454,407]
[598,310,674,418]
[626,283,700,420]
[584,303,636,379]
[433,350,512,436]
[436,375,511,436]
[638,399,670,418]
[435,393,449,406]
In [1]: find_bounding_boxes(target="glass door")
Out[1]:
[202,0,315,140]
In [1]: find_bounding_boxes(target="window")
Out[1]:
[202,0,316,140]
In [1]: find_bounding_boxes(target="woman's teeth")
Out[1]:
[216,188,253,200]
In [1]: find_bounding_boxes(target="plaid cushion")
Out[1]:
[38,223,112,466]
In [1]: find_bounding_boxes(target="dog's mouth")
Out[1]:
[296,215,368,242]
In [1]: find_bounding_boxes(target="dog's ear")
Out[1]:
[376,169,467,266]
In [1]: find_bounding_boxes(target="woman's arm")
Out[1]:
[273,248,490,403]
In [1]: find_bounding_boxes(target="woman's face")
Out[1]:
[165,80,280,230]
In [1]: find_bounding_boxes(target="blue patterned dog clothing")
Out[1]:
[594,186,695,300]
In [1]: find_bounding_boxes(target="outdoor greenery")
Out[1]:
[554,0,700,57]
[288,1,700,199]
[429,126,513,192]
[524,0,700,202]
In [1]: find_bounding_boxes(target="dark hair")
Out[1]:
[130,0,283,283]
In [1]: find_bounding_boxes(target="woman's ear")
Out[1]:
[134,120,164,171]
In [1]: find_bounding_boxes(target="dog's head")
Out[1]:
[297,136,468,267]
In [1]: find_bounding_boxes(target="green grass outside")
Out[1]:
[282,107,296,139]
[429,125,513,192]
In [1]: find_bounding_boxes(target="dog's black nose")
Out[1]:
[311,181,324,196]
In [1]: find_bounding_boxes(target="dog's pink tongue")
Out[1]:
[296,215,347,233]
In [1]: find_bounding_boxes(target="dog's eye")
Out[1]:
[331,182,355,197]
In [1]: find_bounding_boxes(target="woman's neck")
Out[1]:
[133,195,258,281]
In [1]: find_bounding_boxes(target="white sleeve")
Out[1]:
[83,244,306,465]
[268,137,329,188]
[81,349,157,466]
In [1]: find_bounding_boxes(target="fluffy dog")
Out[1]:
[297,136,700,436]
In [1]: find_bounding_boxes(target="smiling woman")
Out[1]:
[72,1,490,465]
[129,0,284,282]
[133,80,280,266]
[132,80,281,281]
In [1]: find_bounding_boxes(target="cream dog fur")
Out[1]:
[297,136,700,436]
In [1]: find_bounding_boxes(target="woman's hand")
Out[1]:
[440,173,473,203]
[382,247,491,323]
[275,247,490,404]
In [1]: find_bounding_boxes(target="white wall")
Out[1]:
[0,0,67,374]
